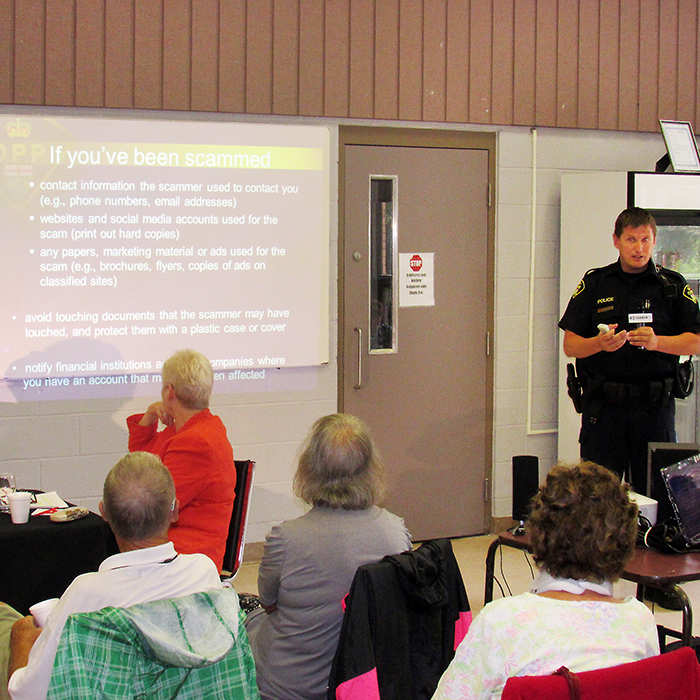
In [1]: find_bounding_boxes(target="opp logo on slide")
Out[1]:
[409,255,423,272]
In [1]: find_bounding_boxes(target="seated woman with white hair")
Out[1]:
[432,461,659,700]
[247,413,411,700]
[126,349,235,572]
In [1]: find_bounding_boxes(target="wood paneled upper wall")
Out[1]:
[1,0,698,133]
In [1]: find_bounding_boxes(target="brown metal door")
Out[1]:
[341,135,492,540]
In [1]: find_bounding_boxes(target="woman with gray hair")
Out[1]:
[248,413,411,700]
[126,349,235,572]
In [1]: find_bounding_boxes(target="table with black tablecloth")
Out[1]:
[0,509,118,615]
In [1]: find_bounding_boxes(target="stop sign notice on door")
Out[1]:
[399,252,434,307]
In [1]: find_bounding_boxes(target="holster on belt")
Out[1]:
[579,370,605,425]
[566,363,583,414]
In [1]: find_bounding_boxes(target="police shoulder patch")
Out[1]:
[572,278,585,298]
[684,285,698,304]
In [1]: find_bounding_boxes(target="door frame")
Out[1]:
[338,126,496,533]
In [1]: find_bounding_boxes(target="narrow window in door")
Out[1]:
[370,177,397,353]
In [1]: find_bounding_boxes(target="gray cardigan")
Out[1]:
[250,505,411,700]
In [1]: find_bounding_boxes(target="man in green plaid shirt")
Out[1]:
[4,452,259,700]
[46,590,258,700]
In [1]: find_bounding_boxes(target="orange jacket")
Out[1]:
[127,409,235,571]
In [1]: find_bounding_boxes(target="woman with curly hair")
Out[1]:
[432,461,659,700]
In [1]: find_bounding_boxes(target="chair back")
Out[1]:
[328,538,472,700]
[221,459,255,578]
[501,646,700,700]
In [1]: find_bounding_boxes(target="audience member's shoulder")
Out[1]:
[376,505,407,525]
[60,568,103,596]
[477,592,540,619]
[620,594,657,616]
[180,550,223,570]
[264,517,293,541]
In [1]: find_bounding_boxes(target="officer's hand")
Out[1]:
[597,324,627,352]
[628,326,658,351]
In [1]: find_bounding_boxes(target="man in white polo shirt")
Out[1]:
[3,451,233,700]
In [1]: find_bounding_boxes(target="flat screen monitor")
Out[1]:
[662,455,700,544]
[647,442,700,525]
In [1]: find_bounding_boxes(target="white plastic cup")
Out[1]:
[29,598,59,627]
[8,491,32,524]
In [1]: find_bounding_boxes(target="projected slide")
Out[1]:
[0,114,329,400]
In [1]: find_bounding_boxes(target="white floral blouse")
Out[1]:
[432,592,659,700]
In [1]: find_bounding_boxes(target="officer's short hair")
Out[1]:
[614,207,657,239]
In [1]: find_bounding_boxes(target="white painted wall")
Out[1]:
[0,120,668,538]
[558,172,628,464]
[493,127,665,519]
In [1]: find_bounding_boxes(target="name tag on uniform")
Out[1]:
[629,313,653,324]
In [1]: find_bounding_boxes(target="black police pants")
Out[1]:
[579,398,675,494]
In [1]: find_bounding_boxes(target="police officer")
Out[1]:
[559,207,700,495]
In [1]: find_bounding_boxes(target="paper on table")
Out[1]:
[33,491,69,513]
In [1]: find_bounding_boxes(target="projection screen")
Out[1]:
[0,113,330,402]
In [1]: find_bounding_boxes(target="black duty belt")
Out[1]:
[601,378,673,405]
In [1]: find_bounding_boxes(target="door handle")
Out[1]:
[354,327,362,389]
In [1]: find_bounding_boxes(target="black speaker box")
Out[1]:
[512,455,539,523]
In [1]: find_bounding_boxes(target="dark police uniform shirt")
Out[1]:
[558,260,700,384]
